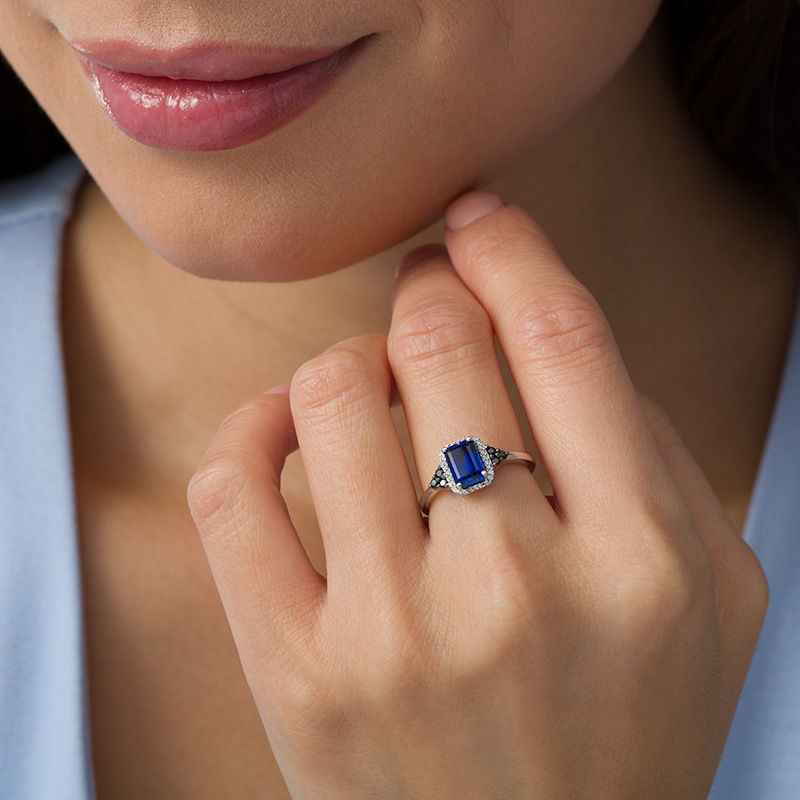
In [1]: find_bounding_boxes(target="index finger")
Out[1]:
[443,191,681,525]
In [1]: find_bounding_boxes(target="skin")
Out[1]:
[1,0,798,795]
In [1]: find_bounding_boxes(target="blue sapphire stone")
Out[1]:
[444,439,487,489]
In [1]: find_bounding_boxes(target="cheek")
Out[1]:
[1,0,659,282]
[409,0,663,178]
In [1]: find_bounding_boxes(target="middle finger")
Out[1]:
[443,193,684,531]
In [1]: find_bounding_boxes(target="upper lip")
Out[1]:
[68,37,361,81]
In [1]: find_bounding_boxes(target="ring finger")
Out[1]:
[388,245,555,547]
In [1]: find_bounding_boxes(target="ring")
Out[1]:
[418,434,536,517]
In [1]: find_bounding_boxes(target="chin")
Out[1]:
[122,209,392,283]
[137,223,359,283]
[107,168,450,284]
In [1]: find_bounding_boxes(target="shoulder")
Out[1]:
[0,154,85,231]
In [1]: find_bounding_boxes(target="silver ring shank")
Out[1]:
[418,451,536,517]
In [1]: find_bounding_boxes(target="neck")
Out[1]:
[61,15,800,531]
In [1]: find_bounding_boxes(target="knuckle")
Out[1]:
[481,542,537,612]
[743,567,770,633]
[744,549,770,616]
[601,496,715,628]
[359,636,430,708]
[186,455,248,527]
[278,663,327,717]
[388,298,493,376]
[467,540,543,658]
[612,537,706,633]
[637,391,671,429]
[638,392,685,454]
[725,537,770,629]
[509,286,616,381]
[355,593,433,695]
[745,573,770,637]
[272,663,349,741]
[291,342,379,416]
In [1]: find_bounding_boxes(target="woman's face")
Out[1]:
[1,0,661,280]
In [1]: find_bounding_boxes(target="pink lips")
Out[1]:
[72,37,367,150]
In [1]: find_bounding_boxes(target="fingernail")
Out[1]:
[395,243,448,278]
[263,383,290,395]
[444,190,504,232]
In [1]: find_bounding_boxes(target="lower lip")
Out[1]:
[77,38,365,151]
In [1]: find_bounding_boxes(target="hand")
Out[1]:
[186,190,769,799]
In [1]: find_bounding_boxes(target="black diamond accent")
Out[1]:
[429,466,447,489]
[489,449,510,468]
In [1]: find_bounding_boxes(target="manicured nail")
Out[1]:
[395,243,448,278]
[263,383,290,395]
[444,190,504,232]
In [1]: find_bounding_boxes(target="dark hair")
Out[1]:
[664,0,800,201]
[1,54,72,181]
[2,1,800,199]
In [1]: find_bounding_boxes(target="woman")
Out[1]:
[1,0,798,796]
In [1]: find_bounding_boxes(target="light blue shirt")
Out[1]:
[1,156,799,798]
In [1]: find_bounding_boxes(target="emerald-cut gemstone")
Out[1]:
[444,439,487,489]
